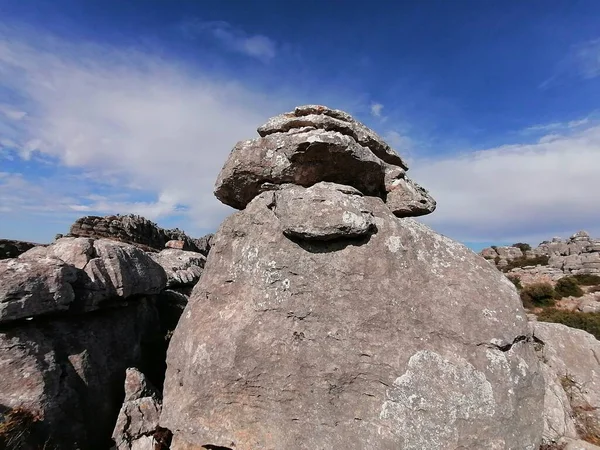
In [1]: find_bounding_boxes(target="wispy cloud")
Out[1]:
[414,123,600,244]
[370,102,383,117]
[574,38,600,80]
[181,20,276,62]
[540,38,600,88]
[522,116,592,134]
[0,24,291,238]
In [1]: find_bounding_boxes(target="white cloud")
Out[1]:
[413,123,600,244]
[523,116,592,134]
[540,38,600,88]
[370,102,383,117]
[574,38,600,80]
[181,20,276,62]
[0,103,26,120]
[0,25,290,237]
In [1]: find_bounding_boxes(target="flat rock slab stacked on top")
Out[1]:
[160,106,544,449]
[214,105,436,217]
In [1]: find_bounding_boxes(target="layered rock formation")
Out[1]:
[69,214,212,256]
[0,236,206,449]
[160,106,543,449]
[482,231,600,276]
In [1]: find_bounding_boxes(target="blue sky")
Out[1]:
[1,0,599,251]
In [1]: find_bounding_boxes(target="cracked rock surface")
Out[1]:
[112,368,168,450]
[161,108,543,449]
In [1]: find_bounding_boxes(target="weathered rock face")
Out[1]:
[161,109,543,450]
[150,249,206,287]
[69,214,212,256]
[214,105,435,217]
[0,238,167,323]
[0,233,204,449]
[532,321,600,446]
[112,368,170,450]
[0,299,161,449]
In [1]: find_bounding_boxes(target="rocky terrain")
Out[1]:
[481,231,600,278]
[0,105,598,449]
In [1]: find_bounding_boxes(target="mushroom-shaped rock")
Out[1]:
[161,182,544,449]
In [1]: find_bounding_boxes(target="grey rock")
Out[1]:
[0,298,161,449]
[385,176,436,217]
[150,249,206,287]
[0,239,42,259]
[161,187,543,449]
[273,182,376,240]
[258,105,408,169]
[81,239,167,306]
[0,256,78,323]
[112,368,165,450]
[69,214,203,253]
[214,129,389,209]
[532,322,600,444]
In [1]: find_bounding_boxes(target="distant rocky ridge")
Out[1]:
[0,239,43,260]
[481,230,600,279]
[69,214,213,256]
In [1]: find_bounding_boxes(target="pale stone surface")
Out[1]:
[258,105,408,169]
[214,129,389,209]
[150,249,206,287]
[0,256,78,323]
[273,182,376,240]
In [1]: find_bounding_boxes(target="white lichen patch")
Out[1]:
[483,309,500,323]
[385,236,404,254]
[380,350,495,449]
[342,211,367,228]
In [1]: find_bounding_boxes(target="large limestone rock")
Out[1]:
[161,178,543,448]
[0,256,78,322]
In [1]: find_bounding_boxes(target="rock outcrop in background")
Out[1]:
[0,232,206,449]
[160,106,544,449]
[69,214,213,256]
[482,231,600,278]
[0,239,43,260]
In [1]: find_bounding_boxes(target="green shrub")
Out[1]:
[555,277,584,299]
[520,282,556,308]
[537,309,600,340]
[572,274,600,286]
[503,255,550,272]
[512,242,532,252]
